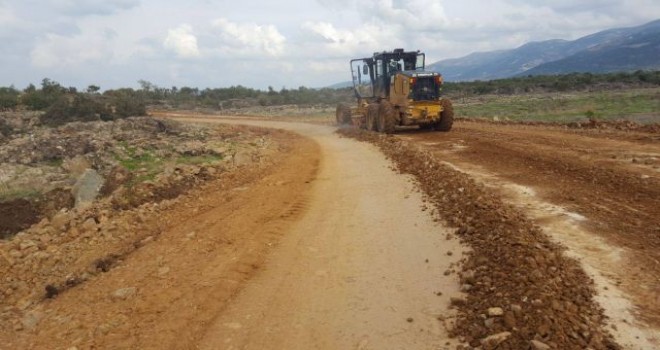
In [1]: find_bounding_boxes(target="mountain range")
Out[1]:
[427,19,660,81]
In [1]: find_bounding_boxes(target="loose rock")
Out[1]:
[531,339,551,350]
[111,287,137,300]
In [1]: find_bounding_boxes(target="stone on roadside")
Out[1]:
[72,169,104,209]
[111,287,137,300]
[531,340,551,350]
[450,297,467,307]
[481,332,511,349]
[503,311,516,328]
[487,307,504,317]
[21,311,43,331]
[19,240,37,251]
[51,211,71,231]
[81,218,98,233]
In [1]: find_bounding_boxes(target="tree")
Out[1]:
[138,80,155,92]
[87,85,101,94]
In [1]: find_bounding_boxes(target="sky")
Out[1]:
[0,0,659,90]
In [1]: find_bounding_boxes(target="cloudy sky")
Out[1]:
[0,0,658,90]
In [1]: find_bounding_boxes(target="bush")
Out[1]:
[113,93,147,118]
[41,95,110,126]
[0,87,19,110]
[21,79,68,111]
[21,90,56,110]
[0,118,13,137]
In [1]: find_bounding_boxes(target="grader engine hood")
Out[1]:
[401,71,443,102]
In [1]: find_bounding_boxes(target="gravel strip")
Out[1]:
[339,128,619,350]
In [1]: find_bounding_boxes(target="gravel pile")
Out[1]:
[339,128,619,350]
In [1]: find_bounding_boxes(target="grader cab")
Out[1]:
[336,48,453,133]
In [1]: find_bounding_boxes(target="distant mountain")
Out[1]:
[428,19,660,81]
[326,81,353,89]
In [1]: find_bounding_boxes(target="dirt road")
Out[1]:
[5,116,658,349]
[396,120,660,346]
[4,118,464,349]
[196,120,464,349]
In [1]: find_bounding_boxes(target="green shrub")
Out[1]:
[113,93,147,118]
[0,118,13,137]
[21,79,67,111]
[21,90,56,110]
[0,87,19,110]
[40,94,110,126]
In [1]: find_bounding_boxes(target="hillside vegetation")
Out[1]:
[1,70,659,125]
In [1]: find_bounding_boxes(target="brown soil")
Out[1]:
[0,199,40,239]
[0,129,319,349]
[340,128,620,349]
[457,117,660,134]
[0,189,74,239]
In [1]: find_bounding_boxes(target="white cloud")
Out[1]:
[163,24,200,59]
[300,21,397,57]
[308,60,346,73]
[211,18,286,57]
[30,31,115,68]
[53,0,140,16]
[368,0,450,31]
[0,3,21,30]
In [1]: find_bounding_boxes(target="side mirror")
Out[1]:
[363,64,369,75]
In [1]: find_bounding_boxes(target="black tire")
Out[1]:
[335,103,352,126]
[434,98,454,132]
[377,101,396,134]
[366,104,378,131]
[419,123,433,130]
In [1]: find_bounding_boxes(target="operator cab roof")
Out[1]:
[399,70,442,78]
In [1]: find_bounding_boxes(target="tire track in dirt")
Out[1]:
[180,117,467,350]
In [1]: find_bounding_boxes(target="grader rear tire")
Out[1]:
[335,103,352,126]
[434,98,454,132]
[377,101,396,134]
[366,104,378,131]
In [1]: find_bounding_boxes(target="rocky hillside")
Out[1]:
[0,113,274,238]
[429,19,660,81]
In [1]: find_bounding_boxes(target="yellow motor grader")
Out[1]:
[336,48,453,133]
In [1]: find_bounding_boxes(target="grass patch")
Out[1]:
[0,186,41,202]
[115,144,163,172]
[115,146,164,187]
[43,158,64,167]
[119,152,160,171]
[454,88,660,122]
[175,154,224,165]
